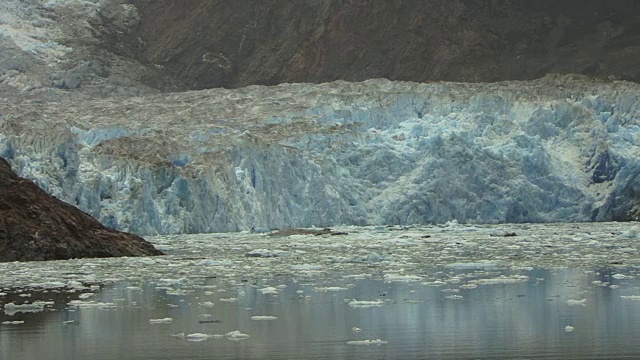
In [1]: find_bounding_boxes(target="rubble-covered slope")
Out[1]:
[1,76,638,235]
[0,157,163,261]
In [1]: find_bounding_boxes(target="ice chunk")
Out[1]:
[186,333,211,342]
[314,287,348,292]
[566,299,587,307]
[149,318,173,324]
[225,330,250,341]
[347,339,388,345]
[67,300,116,309]
[611,274,629,280]
[259,287,280,295]
[218,298,238,302]
[251,316,277,321]
[2,320,25,325]
[347,300,384,308]
[565,326,574,332]
[383,274,421,282]
[621,295,640,301]
[78,293,95,300]
[4,301,54,315]
[475,275,529,285]
[245,249,286,257]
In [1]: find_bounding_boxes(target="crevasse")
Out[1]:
[1,76,639,235]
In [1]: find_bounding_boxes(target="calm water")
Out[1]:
[2,268,640,360]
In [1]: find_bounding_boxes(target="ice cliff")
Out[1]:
[1,75,639,235]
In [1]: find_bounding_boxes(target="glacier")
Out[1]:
[0,75,639,235]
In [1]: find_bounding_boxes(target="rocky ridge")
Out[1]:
[0,157,163,262]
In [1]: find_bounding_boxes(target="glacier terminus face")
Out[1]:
[1,75,639,235]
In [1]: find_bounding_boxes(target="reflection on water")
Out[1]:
[2,268,640,359]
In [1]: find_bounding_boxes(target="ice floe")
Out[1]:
[225,330,250,341]
[347,300,385,308]
[566,299,587,307]
[2,321,25,325]
[347,339,388,345]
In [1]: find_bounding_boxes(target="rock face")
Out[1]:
[0,157,163,262]
[1,76,638,235]
[131,0,640,89]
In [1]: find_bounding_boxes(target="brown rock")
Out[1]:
[128,0,640,89]
[0,157,163,262]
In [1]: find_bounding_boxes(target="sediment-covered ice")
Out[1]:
[1,76,639,235]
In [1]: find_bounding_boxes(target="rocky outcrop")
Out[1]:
[131,0,640,89]
[0,157,163,262]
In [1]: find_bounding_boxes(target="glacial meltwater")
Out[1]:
[2,222,640,359]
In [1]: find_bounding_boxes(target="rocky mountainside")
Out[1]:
[131,0,640,89]
[2,0,639,99]
[0,157,162,261]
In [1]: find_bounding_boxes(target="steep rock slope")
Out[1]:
[0,0,182,101]
[0,157,163,261]
[1,76,638,235]
[132,0,640,89]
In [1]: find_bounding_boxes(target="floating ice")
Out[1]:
[352,327,362,333]
[314,287,348,292]
[245,249,286,258]
[2,321,25,325]
[347,339,388,345]
[566,299,587,307]
[67,300,116,309]
[4,301,54,315]
[621,295,640,301]
[149,318,173,324]
[218,298,238,302]
[290,264,322,271]
[384,274,421,282]
[259,287,280,295]
[198,301,215,308]
[195,259,233,267]
[475,275,529,285]
[565,326,575,332]
[251,316,277,321]
[348,300,385,308]
[186,333,211,342]
[611,274,630,280]
[225,330,250,341]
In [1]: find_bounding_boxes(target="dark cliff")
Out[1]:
[126,0,640,89]
[0,158,163,262]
